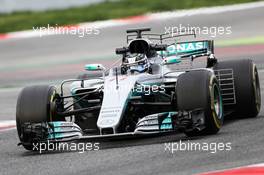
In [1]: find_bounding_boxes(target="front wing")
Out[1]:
[19,109,205,146]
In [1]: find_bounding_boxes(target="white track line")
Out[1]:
[0,120,16,132]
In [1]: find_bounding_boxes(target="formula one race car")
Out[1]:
[16,28,261,150]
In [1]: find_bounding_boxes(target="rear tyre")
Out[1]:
[214,59,261,118]
[16,85,57,150]
[176,70,224,136]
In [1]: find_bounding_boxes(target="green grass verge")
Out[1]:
[0,0,261,33]
[216,36,264,47]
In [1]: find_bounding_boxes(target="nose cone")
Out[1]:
[97,75,138,133]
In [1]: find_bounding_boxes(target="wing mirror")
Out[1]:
[85,64,105,71]
[84,64,106,79]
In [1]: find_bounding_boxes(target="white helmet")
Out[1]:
[125,54,150,73]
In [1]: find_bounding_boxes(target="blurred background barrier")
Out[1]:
[0,0,261,33]
[0,0,107,13]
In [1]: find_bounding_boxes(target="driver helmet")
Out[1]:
[125,53,150,73]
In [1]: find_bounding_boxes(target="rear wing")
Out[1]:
[126,28,196,44]
[158,40,214,59]
[125,28,214,61]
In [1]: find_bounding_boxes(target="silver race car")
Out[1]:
[16,28,261,150]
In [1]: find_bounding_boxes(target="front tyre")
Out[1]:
[176,70,224,136]
[16,85,57,150]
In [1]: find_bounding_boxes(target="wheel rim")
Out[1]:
[253,65,261,112]
[213,84,223,119]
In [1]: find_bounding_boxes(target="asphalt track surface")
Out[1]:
[1,3,264,175]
